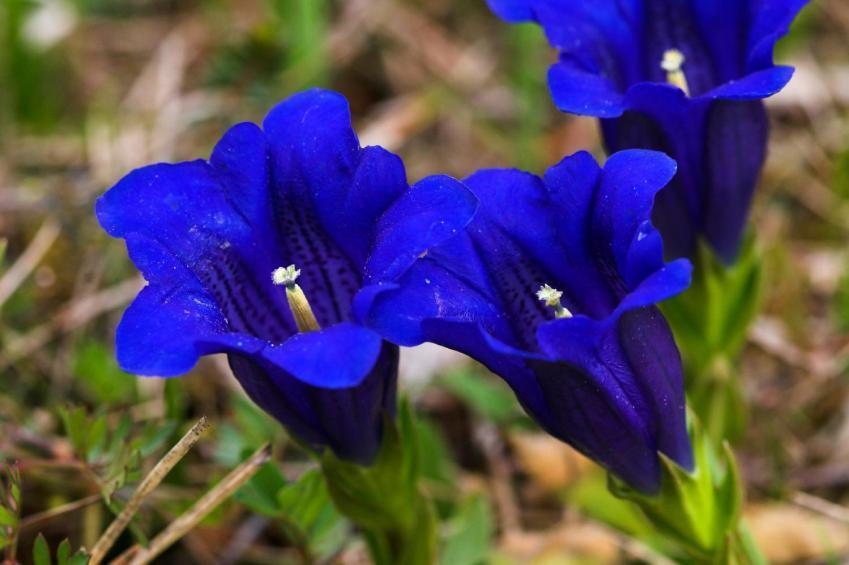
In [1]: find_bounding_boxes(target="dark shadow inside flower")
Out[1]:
[97,89,477,465]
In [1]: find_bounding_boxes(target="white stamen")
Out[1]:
[272,265,320,332]
[272,264,301,287]
[536,284,573,319]
[536,284,563,307]
[661,49,690,95]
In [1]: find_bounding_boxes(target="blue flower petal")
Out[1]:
[485,0,533,22]
[748,0,811,70]
[548,61,625,117]
[486,0,809,263]
[229,341,398,465]
[262,323,384,389]
[706,66,796,100]
[263,88,407,268]
[702,100,769,262]
[115,236,230,376]
[366,150,693,492]
[535,304,693,486]
[364,243,507,347]
[365,175,478,283]
[99,89,421,465]
[593,149,678,283]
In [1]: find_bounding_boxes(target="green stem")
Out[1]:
[728,521,767,565]
[319,403,437,564]
[360,495,436,565]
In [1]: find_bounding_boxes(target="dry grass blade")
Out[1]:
[0,217,60,310]
[0,276,144,370]
[791,491,849,525]
[117,444,272,565]
[1,463,22,563]
[88,417,211,565]
[19,494,101,532]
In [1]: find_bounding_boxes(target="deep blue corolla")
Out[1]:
[362,150,694,493]
[97,89,477,465]
[487,0,810,262]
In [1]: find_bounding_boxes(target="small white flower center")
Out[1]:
[272,264,320,333]
[661,49,690,95]
[536,284,573,320]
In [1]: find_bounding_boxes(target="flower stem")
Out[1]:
[320,402,437,564]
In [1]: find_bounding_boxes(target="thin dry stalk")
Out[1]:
[19,494,101,532]
[0,276,143,370]
[119,444,271,565]
[792,491,849,525]
[88,417,211,565]
[0,217,60,309]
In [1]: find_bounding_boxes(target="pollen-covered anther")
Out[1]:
[272,265,320,333]
[272,264,301,288]
[661,49,690,95]
[536,284,573,319]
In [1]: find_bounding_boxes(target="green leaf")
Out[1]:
[164,378,185,420]
[33,533,50,565]
[415,417,457,491]
[134,420,178,457]
[59,406,89,455]
[56,539,70,565]
[278,470,330,531]
[441,495,494,565]
[566,471,658,541]
[609,416,748,561]
[321,402,437,565]
[68,550,89,565]
[506,23,548,171]
[0,505,16,527]
[272,0,329,90]
[85,414,108,461]
[235,461,287,518]
[662,238,763,444]
[72,340,137,404]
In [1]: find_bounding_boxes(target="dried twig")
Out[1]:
[117,444,271,565]
[0,276,143,370]
[0,217,60,309]
[1,463,22,564]
[791,491,849,525]
[473,421,521,535]
[19,494,102,532]
[88,417,211,565]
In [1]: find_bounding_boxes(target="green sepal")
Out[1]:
[320,401,437,565]
[609,417,750,562]
[662,236,764,443]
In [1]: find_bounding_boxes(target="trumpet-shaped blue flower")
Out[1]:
[487,0,809,262]
[362,150,693,493]
[97,89,477,465]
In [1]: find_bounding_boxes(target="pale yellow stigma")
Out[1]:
[536,284,573,319]
[661,49,690,95]
[272,265,320,333]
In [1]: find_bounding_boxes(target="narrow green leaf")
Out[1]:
[441,495,494,565]
[33,533,50,565]
[69,550,89,565]
[56,539,70,565]
[0,505,16,526]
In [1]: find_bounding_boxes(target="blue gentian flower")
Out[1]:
[96,89,477,465]
[487,0,809,262]
[362,150,693,493]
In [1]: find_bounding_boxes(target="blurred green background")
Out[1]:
[1,0,848,563]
